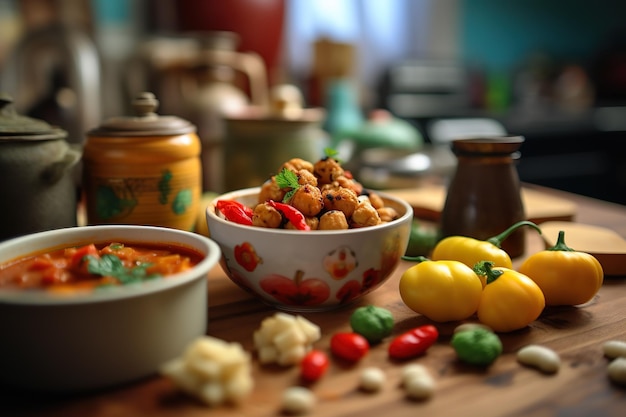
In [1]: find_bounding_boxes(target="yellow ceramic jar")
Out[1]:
[83,92,201,231]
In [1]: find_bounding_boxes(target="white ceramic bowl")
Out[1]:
[206,187,413,312]
[0,225,220,392]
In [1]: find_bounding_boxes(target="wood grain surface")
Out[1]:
[385,184,578,224]
[2,187,625,417]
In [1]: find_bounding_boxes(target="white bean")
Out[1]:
[405,375,435,400]
[401,364,430,382]
[607,357,626,386]
[602,340,626,359]
[281,386,316,415]
[402,364,435,400]
[359,367,386,392]
[516,345,560,374]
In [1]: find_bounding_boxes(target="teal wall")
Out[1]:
[460,0,626,72]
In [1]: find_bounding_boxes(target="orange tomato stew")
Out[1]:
[0,242,204,293]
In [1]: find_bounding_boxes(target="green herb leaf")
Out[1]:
[86,254,160,285]
[275,168,299,189]
[324,147,339,159]
[275,168,300,203]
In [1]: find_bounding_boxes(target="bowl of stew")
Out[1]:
[0,225,220,392]
[206,156,413,312]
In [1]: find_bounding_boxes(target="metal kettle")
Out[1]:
[180,32,269,193]
[0,93,81,241]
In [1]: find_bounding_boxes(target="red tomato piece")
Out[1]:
[29,255,54,270]
[68,244,99,271]
[330,332,369,362]
[388,325,438,360]
[40,267,65,286]
[300,350,329,382]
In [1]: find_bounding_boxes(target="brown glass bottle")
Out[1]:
[440,136,526,258]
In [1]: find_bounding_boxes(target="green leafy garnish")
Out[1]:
[324,147,339,159]
[275,168,300,203]
[85,254,160,285]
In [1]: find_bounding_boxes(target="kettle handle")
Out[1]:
[41,144,82,185]
[196,49,269,108]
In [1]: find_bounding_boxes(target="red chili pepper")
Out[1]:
[267,200,311,231]
[388,325,438,360]
[216,200,254,226]
[300,350,329,382]
[217,200,254,217]
[330,332,369,362]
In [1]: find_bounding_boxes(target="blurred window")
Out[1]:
[284,0,430,87]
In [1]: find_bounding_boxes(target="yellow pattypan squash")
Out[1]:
[399,257,483,322]
[474,261,545,333]
[519,230,603,306]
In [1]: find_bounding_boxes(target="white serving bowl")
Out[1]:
[0,225,220,392]
[206,187,412,312]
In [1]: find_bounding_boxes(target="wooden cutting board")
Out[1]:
[539,221,626,276]
[385,185,577,224]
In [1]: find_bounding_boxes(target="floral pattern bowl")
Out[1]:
[206,187,413,312]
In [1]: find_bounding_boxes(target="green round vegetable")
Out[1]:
[404,220,440,257]
[349,305,394,343]
[451,328,503,366]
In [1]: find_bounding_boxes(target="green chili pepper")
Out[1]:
[451,327,503,366]
[349,305,394,344]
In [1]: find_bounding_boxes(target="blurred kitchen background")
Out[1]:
[1,0,625,204]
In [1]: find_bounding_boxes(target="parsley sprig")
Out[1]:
[324,147,340,160]
[275,168,300,203]
[275,149,340,203]
[86,254,160,285]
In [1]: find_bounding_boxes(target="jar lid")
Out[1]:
[88,92,196,137]
[452,136,524,157]
[0,93,67,141]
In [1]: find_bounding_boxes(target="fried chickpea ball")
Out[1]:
[280,158,314,174]
[335,175,363,196]
[252,202,283,228]
[319,181,341,193]
[377,206,399,223]
[318,210,349,230]
[314,157,344,184]
[306,216,320,230]
[322,187,359,218]
[258,177,286,204]
[351,201,382,228]
[367,192,385,210]
[286,215,319,230]
[290,184,324,217]
[296,169,318,187]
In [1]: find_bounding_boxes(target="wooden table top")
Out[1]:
[2,185,626,417]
